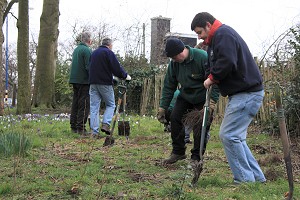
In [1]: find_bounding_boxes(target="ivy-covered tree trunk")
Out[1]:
[0,0,7,115]
[32,0,59,108]
[287,26,300,136]
[16,0,31,114]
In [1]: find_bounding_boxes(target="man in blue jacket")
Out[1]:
[89,38,131,137]
[191,12,266,184]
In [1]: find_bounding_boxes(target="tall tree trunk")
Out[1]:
[16,0,31,114]
[32,0,59,108]
[0,0,7,115]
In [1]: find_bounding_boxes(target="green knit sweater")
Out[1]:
[160,46,219,110]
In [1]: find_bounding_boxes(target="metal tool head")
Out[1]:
[103,136,115,147]
[191,160,204,186]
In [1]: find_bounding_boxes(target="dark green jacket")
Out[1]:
[69,42,92,84]
[160,46,219,110]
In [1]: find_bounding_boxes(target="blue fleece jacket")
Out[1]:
[207,24,263,97]
[89,45,127,85]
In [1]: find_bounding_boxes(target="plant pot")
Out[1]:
[118,121,130,136]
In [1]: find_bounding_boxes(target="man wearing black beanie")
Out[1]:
[157,37,219,165]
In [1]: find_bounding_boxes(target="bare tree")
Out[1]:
[0,0,7,115]
[16,0,31,114]
[0,0,18,115]
[1,44,17,105]
[32,0,59,108]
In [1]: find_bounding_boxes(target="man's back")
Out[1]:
[69,43,91,84]
[89,45,127,85]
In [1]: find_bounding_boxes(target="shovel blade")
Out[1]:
[191,160,204,186]
[103,136,115,147]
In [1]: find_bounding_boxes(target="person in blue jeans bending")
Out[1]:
[191,12,266,184]
[89,38,131,137]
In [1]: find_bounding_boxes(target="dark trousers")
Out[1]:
[170,95,212,161]
[70,84,90,131]
[165,108,172,126]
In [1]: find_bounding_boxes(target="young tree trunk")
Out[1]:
[16,0,31,114]
[32,0,59,108]
[0,0,6,115]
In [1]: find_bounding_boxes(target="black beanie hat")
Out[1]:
[165,37,185,57]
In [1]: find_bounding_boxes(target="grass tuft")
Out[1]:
[0,132,31,157]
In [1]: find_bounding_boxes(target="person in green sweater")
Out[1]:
[69,32,92,134]
[157,37,219,165]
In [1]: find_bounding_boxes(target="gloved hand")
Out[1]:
[113,76,120,86]
[126,74,131,81]
[157,107,167,124]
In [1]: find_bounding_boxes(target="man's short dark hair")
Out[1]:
[191,12,216,30]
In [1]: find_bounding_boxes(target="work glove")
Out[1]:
[157,107,167,124]
[113,76,120,86]
[125,74,132,81]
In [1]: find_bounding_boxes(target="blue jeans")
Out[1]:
[219,90,266,183]
[89,84,116,133]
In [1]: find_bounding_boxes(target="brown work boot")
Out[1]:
[77,129,88,134]
[71,128,78,134]
[77,129,90,138]
[101,123,111,135]
[162,153,187,165]
[90,133,105,139]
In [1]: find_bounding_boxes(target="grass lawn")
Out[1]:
[0,112,299,199]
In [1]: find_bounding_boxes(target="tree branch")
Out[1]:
[3,0,19,23]
[259,27,293,67]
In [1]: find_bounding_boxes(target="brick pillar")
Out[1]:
[150,16,171,65]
